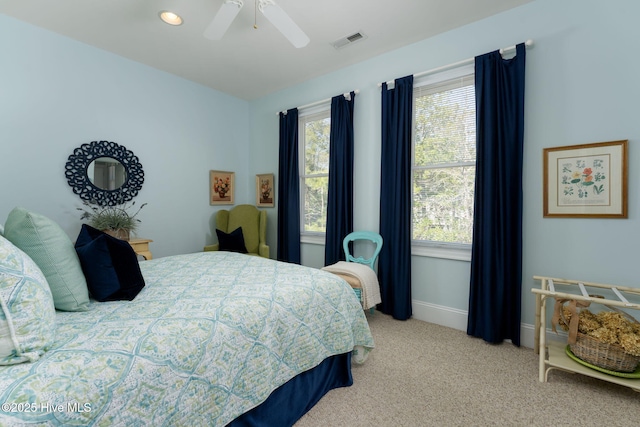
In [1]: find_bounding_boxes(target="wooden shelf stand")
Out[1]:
[532,275,640,391]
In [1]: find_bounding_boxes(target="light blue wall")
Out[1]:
[0,15,250,258]
[3,0,640,337]
[248,0,640,331]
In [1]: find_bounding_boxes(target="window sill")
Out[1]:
[300,235,471,261]
[411,243,471,261]
[301,234,325,245]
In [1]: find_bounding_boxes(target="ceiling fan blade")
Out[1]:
[204,0,244,40]
[258,0,310,48]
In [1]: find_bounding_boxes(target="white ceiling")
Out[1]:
[0,0,532,100]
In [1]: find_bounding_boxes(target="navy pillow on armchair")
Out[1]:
[74,224,145,302]
[216,227,248,254]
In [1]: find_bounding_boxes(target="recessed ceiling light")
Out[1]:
[159,11,183,26]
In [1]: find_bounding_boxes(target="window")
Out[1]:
[299,108,331,235]
[412,65,476,250]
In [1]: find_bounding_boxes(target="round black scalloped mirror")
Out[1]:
[65,140,144,206]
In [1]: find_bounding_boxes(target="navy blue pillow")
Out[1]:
[74,224,145,302]
[216,227,248,254]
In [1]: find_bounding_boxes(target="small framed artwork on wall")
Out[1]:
[256,173,274,207]
[543,140,627,218]
[210,170,235,205]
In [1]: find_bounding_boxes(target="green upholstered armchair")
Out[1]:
[204,204,269,258]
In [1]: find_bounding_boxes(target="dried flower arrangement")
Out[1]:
[559,307,640,357]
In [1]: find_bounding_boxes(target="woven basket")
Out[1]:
[557,299,640,373]
[570,332,640,373]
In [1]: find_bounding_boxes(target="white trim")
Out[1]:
[298,104,331,119]
[411,244,471,261]
[413,63,474,88]
[411,299,468,331]
[300,234,325,245]
[410,299,555,350]
[300,240,472,260]
[410,66,475,253]
[298,108,331,236]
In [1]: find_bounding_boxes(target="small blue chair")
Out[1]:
[343,231,383,312]
[343,231,383,270]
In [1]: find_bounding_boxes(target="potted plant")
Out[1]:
[78,200,147,241]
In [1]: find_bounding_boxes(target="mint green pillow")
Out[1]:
[0,235,56,365]
[4,207,89,311]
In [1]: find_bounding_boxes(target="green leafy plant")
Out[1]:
[77,200,147,238]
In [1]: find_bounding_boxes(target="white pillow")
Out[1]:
[0,235,56,365]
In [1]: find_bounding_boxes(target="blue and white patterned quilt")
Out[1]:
[0,252,374,426]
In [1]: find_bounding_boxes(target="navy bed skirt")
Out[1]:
[228,352,353,426]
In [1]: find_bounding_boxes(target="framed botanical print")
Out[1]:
[543,140,627,218]
[210,170,234,205]
[256,173,274,207]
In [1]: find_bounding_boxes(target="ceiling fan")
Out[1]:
[204,0,310,48]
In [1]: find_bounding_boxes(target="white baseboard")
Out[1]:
[411,300,563,349]
[411,299,468,332]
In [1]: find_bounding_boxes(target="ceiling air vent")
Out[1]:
[331,31,367,50]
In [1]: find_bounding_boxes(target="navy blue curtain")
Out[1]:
[467,44,526,345]
[378,76,413,320]
[277,108,301,264]
[324,92,356,266]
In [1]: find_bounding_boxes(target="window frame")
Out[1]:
[298,104,331,244]
[411,63,475,261]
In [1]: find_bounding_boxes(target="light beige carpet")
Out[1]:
[295,312,639,427]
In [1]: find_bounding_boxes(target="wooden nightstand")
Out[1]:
[128,238,153,260]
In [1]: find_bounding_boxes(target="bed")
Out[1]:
[0,223,374,426]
